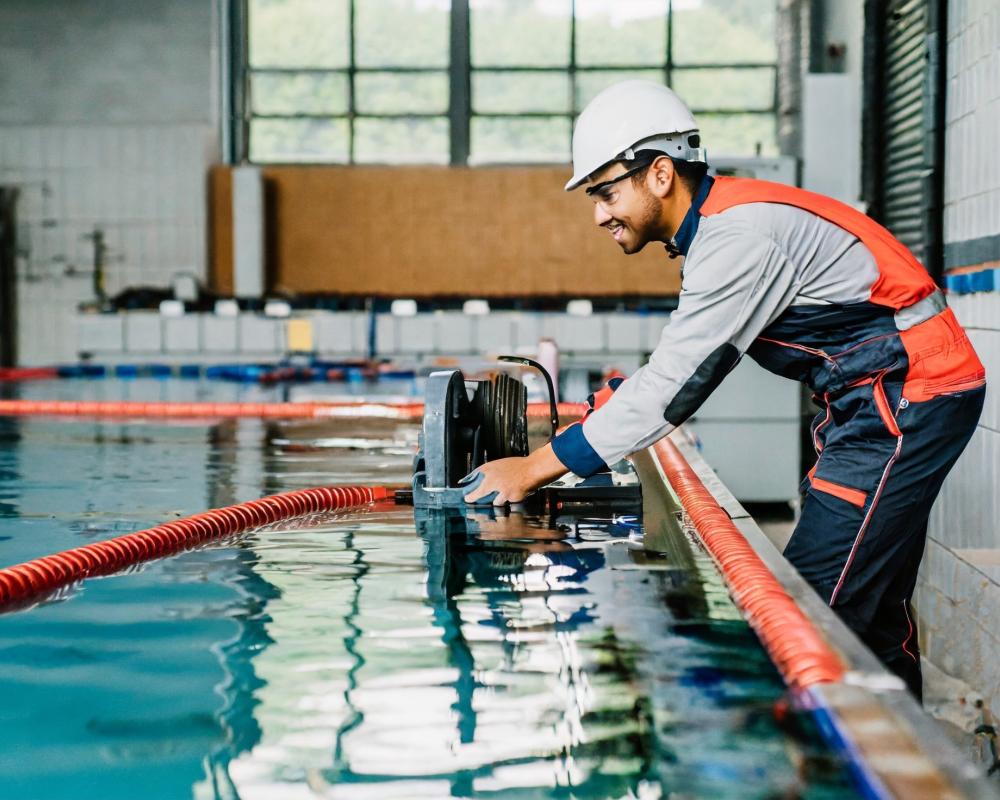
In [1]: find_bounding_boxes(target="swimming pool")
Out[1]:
[0,379,860,798]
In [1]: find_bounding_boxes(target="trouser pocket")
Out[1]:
[807,470,868,508]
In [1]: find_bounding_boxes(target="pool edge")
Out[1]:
[643,429,999,800]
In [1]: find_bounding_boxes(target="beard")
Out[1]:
[617,183,662,255]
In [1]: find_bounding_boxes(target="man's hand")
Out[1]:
[462,442,568,506]
[462,457,535,505]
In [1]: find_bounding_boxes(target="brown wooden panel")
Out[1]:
[210,165,681,298]
[208,165,233,295]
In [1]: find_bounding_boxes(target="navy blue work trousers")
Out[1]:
[783,377,985,698]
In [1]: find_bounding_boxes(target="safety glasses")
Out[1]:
[585,159,656,206]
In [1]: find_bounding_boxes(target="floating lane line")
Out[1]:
[0,399,588,421]
[651,437,846,690]
[0,485,393,610]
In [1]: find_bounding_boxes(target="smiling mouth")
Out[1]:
[608,222,625,242]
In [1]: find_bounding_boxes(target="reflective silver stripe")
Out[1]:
[620,133,706,164]
[894,289,947,331]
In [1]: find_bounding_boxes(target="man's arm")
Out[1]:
[467,217,800,504]
[567,219,799,473]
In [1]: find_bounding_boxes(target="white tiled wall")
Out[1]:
[2,123,216,365]
[0,0,218,365]
[943,0,1000,243]
[920,0,1000,714]
[75,310,675,368]
[929,294,1000,551]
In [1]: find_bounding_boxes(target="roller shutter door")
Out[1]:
[879,0,931,265]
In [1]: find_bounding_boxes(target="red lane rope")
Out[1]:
[0,399,587,421]
[0,368,60,381]
[0,485,393,609]
[0,399,424,420]
[653,438,845,689]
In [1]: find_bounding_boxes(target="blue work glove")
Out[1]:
[458,470,499,505]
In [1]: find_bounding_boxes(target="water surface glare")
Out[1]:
[0,380,860,798]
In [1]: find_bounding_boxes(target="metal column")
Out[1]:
[0,187,18,367]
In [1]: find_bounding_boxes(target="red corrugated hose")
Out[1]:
[653,438,845,689]
[0,485,393,610]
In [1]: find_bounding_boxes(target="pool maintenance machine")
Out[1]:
[409,365,642,517]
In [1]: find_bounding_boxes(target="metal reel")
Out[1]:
[471,371,528,462]
[486,372,528,461]
[420,369,528,492]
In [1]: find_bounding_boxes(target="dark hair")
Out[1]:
[629,149,708,195]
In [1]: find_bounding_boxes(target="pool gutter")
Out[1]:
[636,430,999,800]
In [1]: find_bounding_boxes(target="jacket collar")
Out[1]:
[670,174,714,257]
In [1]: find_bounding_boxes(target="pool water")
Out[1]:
[0,380,861,799]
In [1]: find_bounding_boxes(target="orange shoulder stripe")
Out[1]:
[700,177,937,311]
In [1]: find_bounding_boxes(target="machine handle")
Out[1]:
[497,355,559,439]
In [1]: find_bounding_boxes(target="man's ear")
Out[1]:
[646,155,675,199]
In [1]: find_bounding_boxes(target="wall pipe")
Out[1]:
[0,484,392,609]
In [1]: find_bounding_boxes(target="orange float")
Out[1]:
[0,485,393,609]
[0,399,586,422]
[653,438,845,689]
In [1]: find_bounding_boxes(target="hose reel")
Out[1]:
[412,364,640,513]
[414,369,528,506]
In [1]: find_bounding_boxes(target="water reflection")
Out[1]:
[222,492,859,798]
[410,506,654,798]
[236,505,662,799]
[0,402,284,800]
[0,382,858,798]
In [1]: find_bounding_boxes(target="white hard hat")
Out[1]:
[565,80,706,192]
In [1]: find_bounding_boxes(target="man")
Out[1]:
[464,80,986,696]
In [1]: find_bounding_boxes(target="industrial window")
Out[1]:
[246,0,451,164]
[241,0,777,165]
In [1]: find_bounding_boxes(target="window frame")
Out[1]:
[234,0,779,165]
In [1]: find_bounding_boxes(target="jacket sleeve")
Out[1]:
[551,219,800,476]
